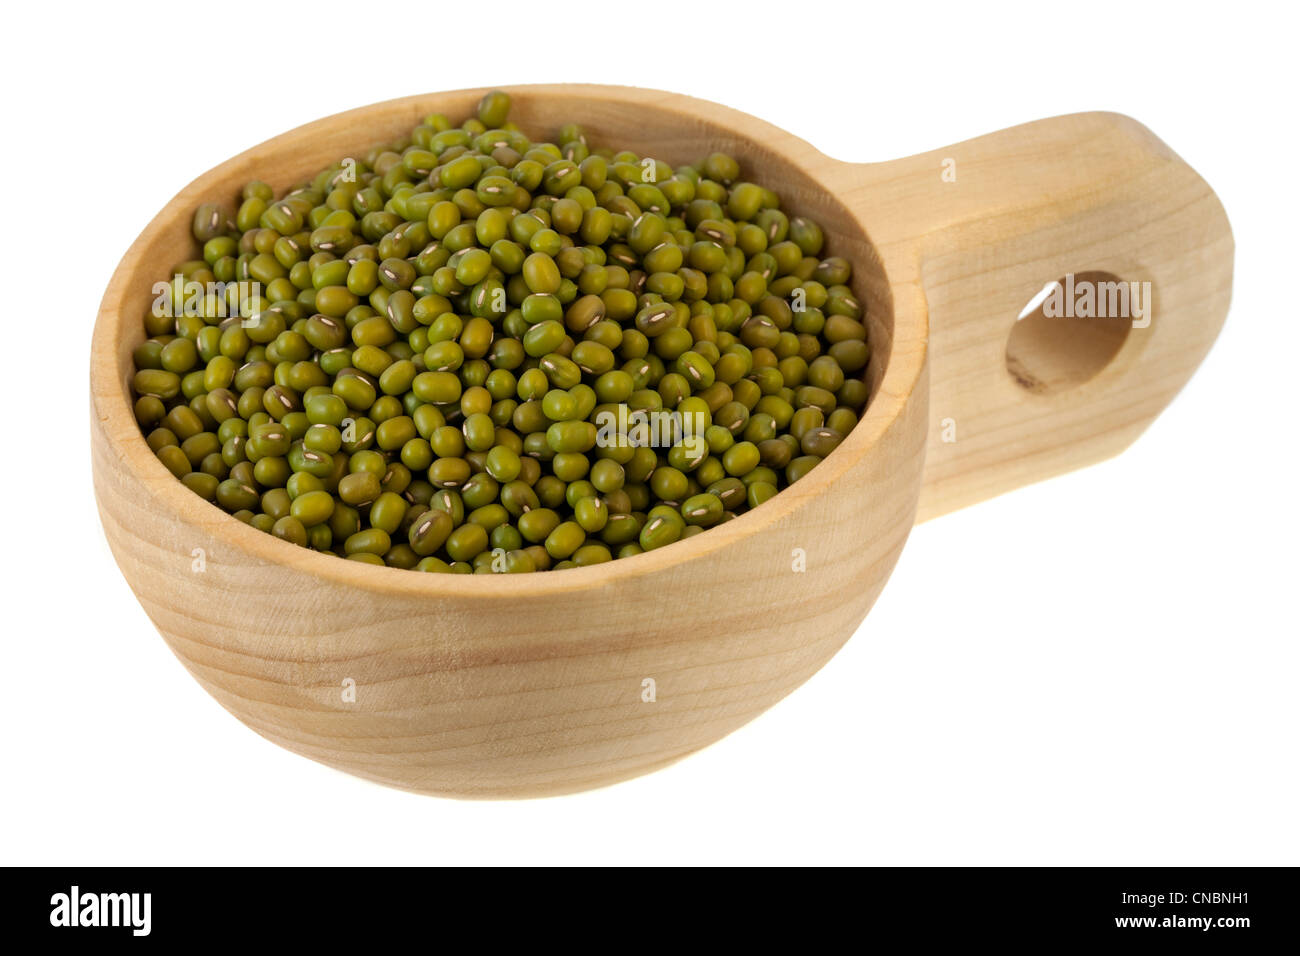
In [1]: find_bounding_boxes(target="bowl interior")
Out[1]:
[96,85,899,589]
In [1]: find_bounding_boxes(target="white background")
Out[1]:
[1,1,1295,866]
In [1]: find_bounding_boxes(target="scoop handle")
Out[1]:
[844,112,1233,520]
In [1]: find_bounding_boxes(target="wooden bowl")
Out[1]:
[91,86,1232,797]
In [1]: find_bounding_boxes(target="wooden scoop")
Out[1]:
[90,86,1232,798]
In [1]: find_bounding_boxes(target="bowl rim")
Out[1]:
[91,83,928,600]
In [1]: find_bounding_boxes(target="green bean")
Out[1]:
[137,91,870,570]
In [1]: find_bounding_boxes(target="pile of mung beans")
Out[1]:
[131,90,870,572]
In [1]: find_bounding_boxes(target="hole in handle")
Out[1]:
[1006,270,1142,394]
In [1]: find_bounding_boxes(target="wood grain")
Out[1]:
[90,86,1230,797]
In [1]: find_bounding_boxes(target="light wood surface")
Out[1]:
[90,86,1231,797]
